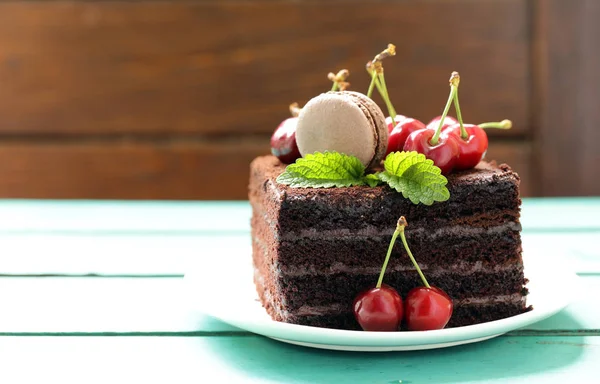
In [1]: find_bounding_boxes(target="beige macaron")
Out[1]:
[295,91,388,170]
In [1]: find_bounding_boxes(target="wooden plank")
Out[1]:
[0,201,254,233]
[484,141,535,196]
[522,233,600,274]
[0,232,598,276]
[0,233,251,275]
[0,336,600,384]
[0,277,238,333]
[0,1,529,136]
[0,199,598,233]
[0,138,532,200]
[533,0,600,196]
[0,140,269,200]
[0,275,597,333]
[0,336,597,383]
[520,199,600,231]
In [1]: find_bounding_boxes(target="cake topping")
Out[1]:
[270,103,302,164]
[276,151,367,188]
[366,44,403,133]
[427,115,458,131]
[269,70,352,164]
[386,117,427,156]
[295,91,388,169]
[403,72,462,174]
[271,44,516,205]
[276,150,449,205]
[377,151,450,205]
[403,72,513,174]
[442,76,513,169]
[327,69,350,92]
[288,102,302,117]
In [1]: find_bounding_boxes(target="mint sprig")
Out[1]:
[276,151,450,205]
[378,152,450,205]
[364,173,383,187]
[276,151,366,188]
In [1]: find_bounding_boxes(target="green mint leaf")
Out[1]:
[378,151,450,205]
[364,173,383,187]
[276,151,366,188]
[401,163,450,204]
[384,151,437,176]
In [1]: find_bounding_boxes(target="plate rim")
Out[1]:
[185,247,576,349]
[269,333,503,352]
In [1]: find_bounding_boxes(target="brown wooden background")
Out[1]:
[0,0,597,200]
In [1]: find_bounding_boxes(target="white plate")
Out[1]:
[185,247,577,352]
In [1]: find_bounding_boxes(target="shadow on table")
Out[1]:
[204,312,587,384]
[527,304,587,330]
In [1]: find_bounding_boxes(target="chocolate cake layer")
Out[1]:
[263,302,528,330]
[249,155,530,330]
[264,268,526,311]
[254,263,528,330]
[274,227,521,267]
[250,155,521,235]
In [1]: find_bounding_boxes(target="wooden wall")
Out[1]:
[0,0,597,200]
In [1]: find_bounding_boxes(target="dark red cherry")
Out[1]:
[443,123,489,170]
[385,115,407,133]
[403,129,460,175]
[270,117,301,164]
[404,286,453,331]
[353,284,403,331]
[427,115,458,132]
[385,118,426,156]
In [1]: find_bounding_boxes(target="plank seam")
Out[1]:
[0,331,596,337]
[0,228,597,236]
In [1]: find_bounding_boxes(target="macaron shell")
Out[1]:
[337,92,379,167]
[343,91,388,169]
[296,92,378,168]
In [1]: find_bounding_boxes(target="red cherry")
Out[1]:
[385,118,426,156]
[427,115,458,131]
[404,286,453,331]
[444,124,489,170]
[270,117,301,164]
[385,115,407,133]
[353,284,403,331]
[403,129,460,175]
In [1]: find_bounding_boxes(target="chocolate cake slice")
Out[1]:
[249,155,530,330]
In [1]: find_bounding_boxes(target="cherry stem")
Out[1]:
[378,73,398,120]
[376,222,401,289]
[367,69,378,99]
[365,69,385,99]
[397,217,431,289]
[430,72,460,145]
[478,119,513,129]
[289,103,301,118]
[328,69,350,92]
[453,84,467,140]
[365,44,398,120]
[365,67,398,120]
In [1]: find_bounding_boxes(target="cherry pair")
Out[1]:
[353,217,453,332]
[386,73,512,174]
[404,73,484,174]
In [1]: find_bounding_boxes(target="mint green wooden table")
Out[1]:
[0,198,598,383]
